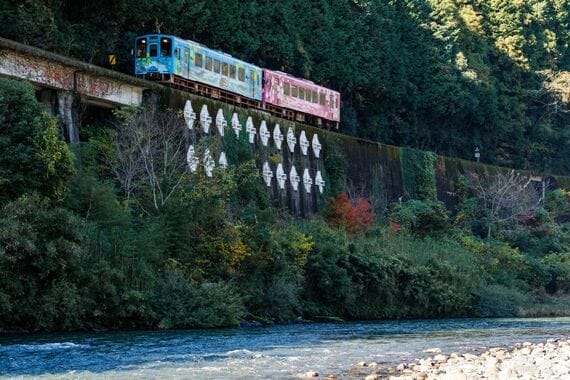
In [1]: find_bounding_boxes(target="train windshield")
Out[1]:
[149,44,158,57]
[160,37,172,57]
[136,38,147,58]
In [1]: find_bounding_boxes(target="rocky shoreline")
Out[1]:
[298,338,570,379]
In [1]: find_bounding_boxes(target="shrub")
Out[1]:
[0,195,88,331]
[325,193,375,235]
[389,199,449,236]
[153,269,245,329]
[474,284,529,317]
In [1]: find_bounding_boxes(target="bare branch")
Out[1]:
[110,104,188,212]
[470,171,544,238]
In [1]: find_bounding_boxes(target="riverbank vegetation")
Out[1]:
[0,79,569,332]
[0,0,568,174]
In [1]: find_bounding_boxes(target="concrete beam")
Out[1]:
[0,37,161,107]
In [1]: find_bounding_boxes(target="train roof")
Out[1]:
[136,34,338,94]
[271,70,315,84]
[139,34,261,70]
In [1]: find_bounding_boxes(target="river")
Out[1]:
[1,317,569,379]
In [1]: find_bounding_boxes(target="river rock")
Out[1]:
[298,371,319,378]
[364,375,378,380]
[423,347,441,354]
[520,347,531,355]
[463,353,479,361]
[375,339,570,380]
[415,372,428,380]
[434,354,448,363]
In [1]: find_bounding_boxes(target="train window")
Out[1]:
[160,38,172,57]
[205,56,212,71]
[195,53,203,68]
[299,88,305,100]
[174,48,180,60]
[222,62,229,76]
[292,86,298,97]
[184,49,189,65]
[319,93,325,105]
[149,44,158,57]
[230,65,236,79]
[238,67,245,81]
[330,95,334,108]
[214,60,221,74]
[136,38,147,58]
[283,83,290,96]
[312,91,317,103]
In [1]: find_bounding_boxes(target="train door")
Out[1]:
[182,47,190,78]
[149,42,158,58]
[173,47,181,75]
[250,70,255,98]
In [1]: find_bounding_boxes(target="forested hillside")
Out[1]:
[0,1,569,333]
[1,0,569,173]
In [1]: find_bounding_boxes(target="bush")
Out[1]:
[299,221,480,319]
[0,195,88,331]
[389,199,449,236]
[324,193,375,235]
[153,269,245,329]
[541,253,570,294]
[474,284,530,317]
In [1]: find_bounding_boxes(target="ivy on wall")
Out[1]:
[401,147,437,201]
[322,135,347,198]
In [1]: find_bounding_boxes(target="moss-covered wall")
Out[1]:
[161,88,570,215]
[164,88,329,216]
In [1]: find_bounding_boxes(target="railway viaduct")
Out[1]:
[0,37,160,142]
[0,37,567,211]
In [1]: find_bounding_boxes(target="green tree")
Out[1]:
[0,79,74,202]
[0,195,88,331]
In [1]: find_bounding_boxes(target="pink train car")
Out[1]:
[263,69,340,123]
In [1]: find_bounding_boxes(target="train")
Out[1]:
[134,34,340,128]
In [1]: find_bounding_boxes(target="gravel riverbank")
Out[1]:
[299,338,570,379]
[385,338,570,379]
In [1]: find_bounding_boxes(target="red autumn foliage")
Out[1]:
[325,193,375,235]
[389,220,401,232]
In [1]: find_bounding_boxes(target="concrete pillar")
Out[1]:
[38,88,57,116]
[57,91,80,143]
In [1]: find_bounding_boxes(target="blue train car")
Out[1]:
[135,34,262,101]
